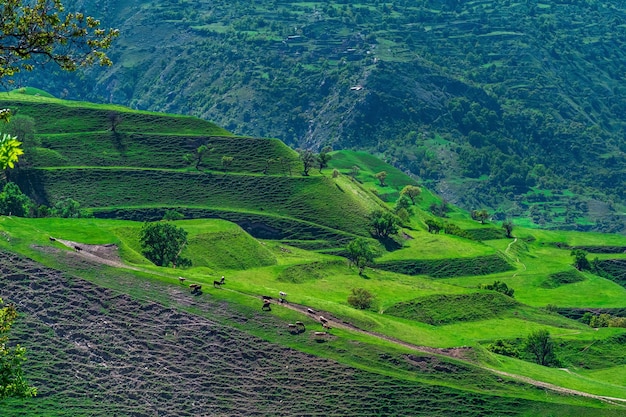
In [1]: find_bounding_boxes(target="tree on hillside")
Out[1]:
[346,237,378,275]
[571,249,590,271]
[502,219,514,238]
[425,218,442,234]
[317,146,332,173]
[299,149,316,176]
[2,115,37,148]
[183,144,211,170]
[471,209,490,224]
[140,222,191,268]
[375,171,388,186]
[368,209,400,238]
[400,185,421,205]
[0,0,118,119]
[0,298,37,400]
[0,182,34,217]
[524,330,558,367]
[221,155,234,171]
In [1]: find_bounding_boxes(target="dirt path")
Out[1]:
[46,239,626,406]
[505,237,527,277]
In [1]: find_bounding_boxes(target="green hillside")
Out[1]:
[15,0,626,232]
[1,97,626,415]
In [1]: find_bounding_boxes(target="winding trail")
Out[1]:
[52,238,626,406]
[505,237,527,277]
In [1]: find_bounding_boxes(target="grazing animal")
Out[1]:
[307,308,316,315]
[295,321,304,327]
[213,280,223,288]
[319,316,328,325]
[262,301,272,311]
[314,332,327,336]
[178,277,186,284]
[49,237,56,242]
[219,276,225,284]
[279,291,287,298]
[262,295,273,301]
[189,284,202,294]
[74,245,82,251]
[322,322,332,330]
[287,324,297,329]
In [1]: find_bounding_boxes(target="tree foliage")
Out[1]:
[347,288,375,310]
[480,280,514,298]
[0,0,118,81]
[0,182,33,217]
[524,330,559,367]
[183,144,211,170]
[140,222,191,268]
[0,134,23,171]
[317,146,332,173]
[368,209,399,238]
[471,209,490,224]
[374,171,387,186]
[298,149,316,176]
[570,249,590,271]
[346,237,378,275]
[502,219,514,238]
[400,185,421,205]
[0,298,37,400]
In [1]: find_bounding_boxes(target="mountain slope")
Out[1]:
[12,0,626,232]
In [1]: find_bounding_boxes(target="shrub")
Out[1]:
[488,339,520,358]
[347,288,375,310]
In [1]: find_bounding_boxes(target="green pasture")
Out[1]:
[0,93,230,135]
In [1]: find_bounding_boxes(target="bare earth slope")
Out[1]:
[0,250,545,417]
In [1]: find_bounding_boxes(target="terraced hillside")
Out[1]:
[2,94,626,414]
[3,93,380,248]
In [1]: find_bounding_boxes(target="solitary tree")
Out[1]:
[502,219,514,238]
[375,171,388,186]
[317,146,332,173]
[571,249,590,271]
[107,111,123,132]
[346,237,378,275]
[140,222,191,268]
[525,330,558,366]
[368,209,400,238]
[400,185,421,205]
[471,209,490,224]
[299,149,316,176]
[183,144,210,170]
[0,298,37,400]
[0,0,118,87]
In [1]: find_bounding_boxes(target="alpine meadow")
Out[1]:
[1,1,626,416]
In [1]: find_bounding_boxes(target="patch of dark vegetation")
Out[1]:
[375,254,513,278]
[1,251,562,416]
[553,243,626,254]
[592,259,626,288]
[463,228,507,241]
[277,260,343,283]
[557,307,626,321]
[540,270,586,289]
[385,293,519,325]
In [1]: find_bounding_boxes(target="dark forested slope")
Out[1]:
[15,0,626,231]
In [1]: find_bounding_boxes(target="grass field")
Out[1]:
[2,96,626,414]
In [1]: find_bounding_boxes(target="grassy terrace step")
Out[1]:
[0,94,230,135]
[33,132,300,173]
[94,207,359,247]
[375,253,514,278]
[16,168,373,236]
[385,292,519,325]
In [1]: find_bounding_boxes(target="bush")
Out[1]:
[347,288,375,310]
[0,182,34,217]
[488,339,520,358]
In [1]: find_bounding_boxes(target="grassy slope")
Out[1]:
[2,96,626,411]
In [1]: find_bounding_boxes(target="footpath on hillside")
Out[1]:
[49,238,626,406]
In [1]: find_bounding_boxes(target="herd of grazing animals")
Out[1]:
[181,276,330,335]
